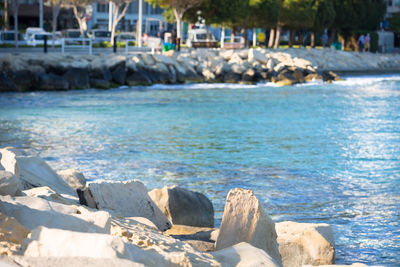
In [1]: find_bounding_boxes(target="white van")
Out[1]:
[186,29,217,48]
[25,27,46,40]
[0,31,26,45]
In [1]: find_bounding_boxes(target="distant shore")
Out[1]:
[1,48,399,92]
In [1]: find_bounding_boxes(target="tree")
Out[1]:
[390,12,400,33]
[310,0,335,47]
[10,0,20,48]
[64,0,94,36]
[109,0,131,45]
[146,0,204,43]
[277,0,316,47]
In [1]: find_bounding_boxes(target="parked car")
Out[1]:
[25,27,46,41]
[62,29,87,39]
[0,31,27,45]
[26,32,61,47]
[88,30,111,43]
[116,32,136,41]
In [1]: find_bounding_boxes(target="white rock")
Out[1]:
[238,50,249,59]
[12,256,144,267]
[215,188,282,266]
[248,48,269,64]
[149,185,214,227]
[228,53,243,65]
[0,147,22,175]
[16,156,75,195]
[23,226,216,266]
[230,63,247,75]
[153,53,176,66]
[202,69,216,81]
[140,54,155,66]
[0,171,19,196]
[84,181,171,231]
[266,59,275,70]
[23,186,78,205]
[0,195,110,234]
[219,50,234,61]
[276,221,335,267]
[212,242,281,267]
[57,168,86,190]
[0,212,30,244]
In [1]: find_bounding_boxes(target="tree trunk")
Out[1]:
[206,25,210,42]
[231,30,235,43]
[240,28,247,47]
[72,6,85,37]
[289,30,295,47]
[52,2,61,47]
[4,0,8,30]
[273,25,281,49]
[268,28,275,48]
[311,32,315,48]
[12,1,19,48]
[173,8,184,46]
[110,2,129,45]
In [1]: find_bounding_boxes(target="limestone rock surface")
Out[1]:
[0,195,110,234]
[212,242,281,267]
[0,213,30,244]
[215,188,282,265]
[0,171,19,196]
[276,221,335,267]
[57,168,86,190]
[81,181,171,231]
[149,185,214,228]
[23,186,78,205]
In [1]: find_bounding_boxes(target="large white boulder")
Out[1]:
[23,226,218,266]
[57,168,86,190]
[81,181,171,231]
[276,221,335,267]
[212,242,281,267]
[248,48,269,64]
[0,171,19,196]
[215,188,282,266]
[0,147,75,195]
[16,156,75,195]
[0,195,110,234]
[23,186,78,205]
[149,185,214,227]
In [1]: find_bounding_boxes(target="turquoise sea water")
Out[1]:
[0,76,399,265]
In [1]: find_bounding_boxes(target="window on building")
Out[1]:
[97,4,109,13]
[395,0,400,6]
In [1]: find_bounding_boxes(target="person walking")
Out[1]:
[357,34,365,52]
[364,33,371,52]
[322,32,328,48]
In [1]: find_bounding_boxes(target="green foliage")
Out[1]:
[162,7,176,23]
[390,12,400,33]
[312,0,335,32]
[280,0,316,30]
[247,0,280,28]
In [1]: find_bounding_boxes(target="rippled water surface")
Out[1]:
[1,76,400,265]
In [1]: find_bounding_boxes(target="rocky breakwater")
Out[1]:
[0,146,370,267]
[0,48,342,92]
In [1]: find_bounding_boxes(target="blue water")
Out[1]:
[1,76,399,265]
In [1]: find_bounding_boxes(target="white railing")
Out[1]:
[61,38,92,55]
[124,39,136,54]
[221,36,244,49]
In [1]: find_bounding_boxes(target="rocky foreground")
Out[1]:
[0,146,371,267]
[4,47,399,92]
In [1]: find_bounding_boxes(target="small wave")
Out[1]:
[336,74,400,86]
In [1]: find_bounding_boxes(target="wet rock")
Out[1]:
[276,221,335,267]
[37,73,69,90]
[215,188,282,265]
[304,72,323,82]
[89,78,110,89]
[0,72,17,92]
[126,71,152,86]
[242,69,256,82]
[224,72,241,83]
[63,67,90,89]
[79,181,171,231]
[111,64,126,85]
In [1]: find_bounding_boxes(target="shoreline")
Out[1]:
[0,147,371,266]
[3,48,399,92]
